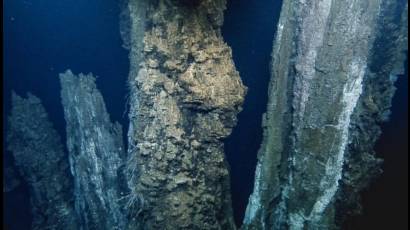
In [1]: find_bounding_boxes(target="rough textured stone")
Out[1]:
[60,70,127,230]
[6,1,405,229]
[124,0,246,229]
[7,92,78,230]
[336,1,408,226]
[243,0,408,229]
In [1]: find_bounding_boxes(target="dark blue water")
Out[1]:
[222,0,283,225]
[3,0,129,229]
[3,0,129,139]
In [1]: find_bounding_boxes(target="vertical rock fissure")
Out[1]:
[221,0,283,225]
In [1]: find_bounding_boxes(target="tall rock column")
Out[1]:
[243,0,407,229]
[7,92,78,230]
[336,0,408,225]
[124,0,246,229]
[60,70,127,230]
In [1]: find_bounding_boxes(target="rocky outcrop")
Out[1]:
[123,0,246,229]
[60,70,127,230]
[243,0,408,229]
[336,0,408,225]
[7,92,78,230]
[6,1,406,229]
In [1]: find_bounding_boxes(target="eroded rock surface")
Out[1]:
[336,1,408,225]
[243,0,408,229]
[60,70,127,230]
[124,0,246,229]
[7,92,78,230]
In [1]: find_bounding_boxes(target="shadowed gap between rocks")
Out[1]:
[221,0,283,226]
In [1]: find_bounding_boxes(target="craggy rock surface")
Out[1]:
[124,0,246,229]
[6,1,406,229]
[243,0,408,229]
[7,92,78,230]
[60,70,127,230]
[336,1,408,225]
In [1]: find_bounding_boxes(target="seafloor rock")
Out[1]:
[243,0,408,229]
[60,70,127,230]
[123,0,246,229]
[7,92,78,230]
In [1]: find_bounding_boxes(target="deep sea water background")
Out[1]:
[3,0,408,229]
[221,0,283,225]
[3,0,129,228]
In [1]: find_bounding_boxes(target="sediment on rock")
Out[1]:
[124,0,246,229]
[60,70,127,230]
[243,0,408,229]
[336,0,408,226]
[7,92,78,230]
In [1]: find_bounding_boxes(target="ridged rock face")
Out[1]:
[7,92,78,230]
[336,0,408,225]
[243,0,408,229]
[60,70,127,230]
[124,0,246,229]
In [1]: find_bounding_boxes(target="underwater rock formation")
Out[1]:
[60,70,127,230]
[5,0,407,229]
[7,92,78,230]
[243,0,408,229]
[123,0,246,229]
[336,0,408,225]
